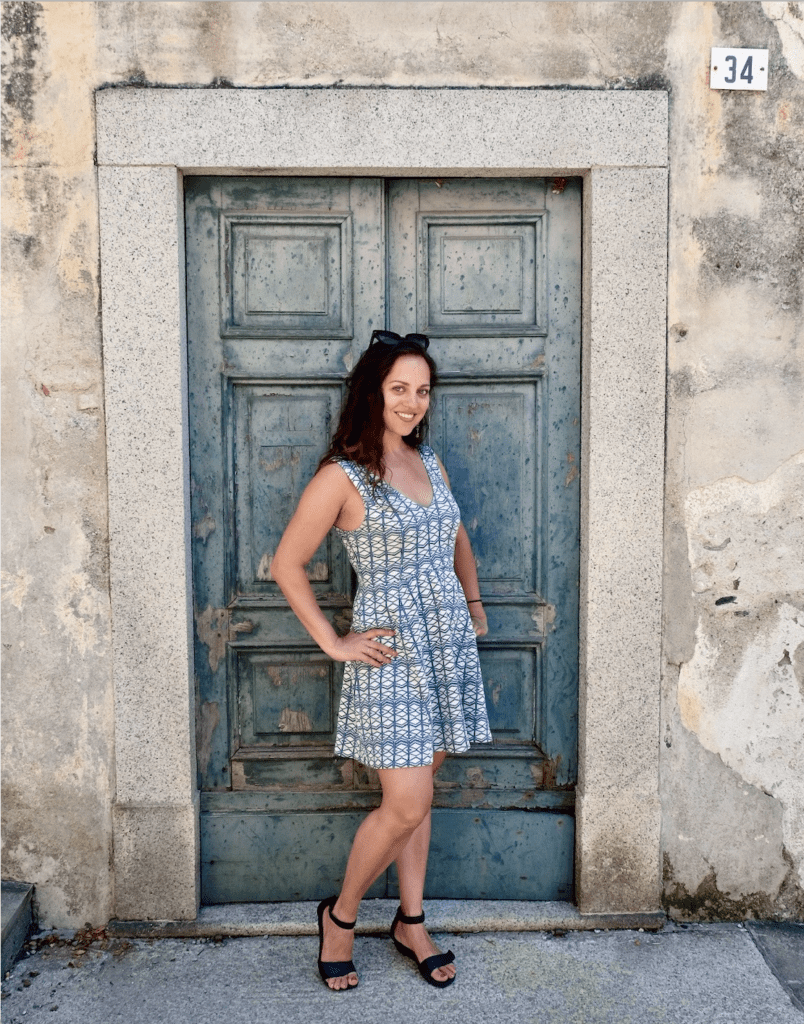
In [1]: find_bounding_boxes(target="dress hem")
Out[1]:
[333,734,493,771]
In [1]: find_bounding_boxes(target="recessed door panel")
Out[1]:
[223,213,352,336]
[232,383,346,598]
[236,649,336,747]
[421,214,546,335]
[430,383,539,593]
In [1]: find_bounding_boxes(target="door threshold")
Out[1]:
[108,899,664,938]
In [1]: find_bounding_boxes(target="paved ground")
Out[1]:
[2,921,802,1024]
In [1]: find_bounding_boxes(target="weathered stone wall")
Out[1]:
[1,1,114,926]
[1,0,802,926]
[662,1,804,919]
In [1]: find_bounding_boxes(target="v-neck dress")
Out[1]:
[332,444,492,769]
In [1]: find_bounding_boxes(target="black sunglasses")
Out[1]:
[369,330,430,352]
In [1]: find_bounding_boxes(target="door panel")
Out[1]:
[431,382,538,592]
[223,214,353,337]
[420,214,546,335]
[426,809,574,900]
[232,382,347,599]
[187,175,581,903]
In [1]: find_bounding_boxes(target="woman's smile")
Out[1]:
[381,354,431,438]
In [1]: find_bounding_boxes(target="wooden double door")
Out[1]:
[185,176,581,903]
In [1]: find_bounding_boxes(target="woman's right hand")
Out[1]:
[328,628,398,667]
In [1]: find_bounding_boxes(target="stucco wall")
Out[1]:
[2,0,802,926]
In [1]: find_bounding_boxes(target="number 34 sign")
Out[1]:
[710,48,769,91]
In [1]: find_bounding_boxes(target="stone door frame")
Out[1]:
[96,87,668,920]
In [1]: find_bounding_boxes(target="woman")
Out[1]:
[271,330,491,991]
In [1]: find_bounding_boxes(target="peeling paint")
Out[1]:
[55,570,105,656]
[542,755,561,789]
[333,605,353,635]
[679,602,804,884]
[195,700,220,775]
[260,451,295,472]
[465,766,488,788]
[192,514,216,542]
[257,547,325,583]
[278,708,313,732]
[195,605,228,673]
[532,603,557,634]
[1,568,32,609]
[564,451,578,487]
[763,1,804,78]
[195,606,252,672]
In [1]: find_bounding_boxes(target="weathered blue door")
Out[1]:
[186,176,580,903]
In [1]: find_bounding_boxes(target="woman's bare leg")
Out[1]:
[319,763,435,990]
[392,751,455,983]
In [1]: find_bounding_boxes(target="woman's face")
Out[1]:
[380,354,431,439]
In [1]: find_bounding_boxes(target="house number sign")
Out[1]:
[710,47,769,91]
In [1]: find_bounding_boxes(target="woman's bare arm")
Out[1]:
[433,453,489,637]
[271,463,398,665]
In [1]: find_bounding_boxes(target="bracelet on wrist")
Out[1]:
[467,599,483,605]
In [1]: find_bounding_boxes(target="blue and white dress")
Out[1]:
[332,445,492,769]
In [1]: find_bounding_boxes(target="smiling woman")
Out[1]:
[270,332,491,991]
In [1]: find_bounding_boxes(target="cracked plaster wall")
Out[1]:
[663,1,804,919]
[1,0,802,925]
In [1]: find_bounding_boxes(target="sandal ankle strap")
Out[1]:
[328,904,356,930]
[396,907,425,925]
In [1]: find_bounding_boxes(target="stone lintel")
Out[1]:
[96,87,668,171]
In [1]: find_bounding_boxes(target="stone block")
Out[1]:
[576,788,662,914]
[96,88,668,172]
[113,799,199,921]
[579,168,667,795]
[98,165,196,806]
[1,881,33,973]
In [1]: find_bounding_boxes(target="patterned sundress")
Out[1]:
[332,444,492,769]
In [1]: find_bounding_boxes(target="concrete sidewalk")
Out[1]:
[2,915,802,1024]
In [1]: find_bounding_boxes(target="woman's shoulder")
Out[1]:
[419,444,450,487]
[418,443,442,467]
[317,457,369,492]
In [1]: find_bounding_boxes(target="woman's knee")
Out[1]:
[379,771,433,832]
[387,799,430,833]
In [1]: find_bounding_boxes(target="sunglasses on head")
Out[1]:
[369,330,430,352]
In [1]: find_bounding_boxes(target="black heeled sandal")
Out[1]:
[316,896,359,990]
[390,906,455,988]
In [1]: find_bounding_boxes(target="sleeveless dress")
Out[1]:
[332,444,492,769]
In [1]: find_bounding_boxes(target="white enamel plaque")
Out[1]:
[710,48,769,91]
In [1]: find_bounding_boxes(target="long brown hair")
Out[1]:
[319,340,438,483]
